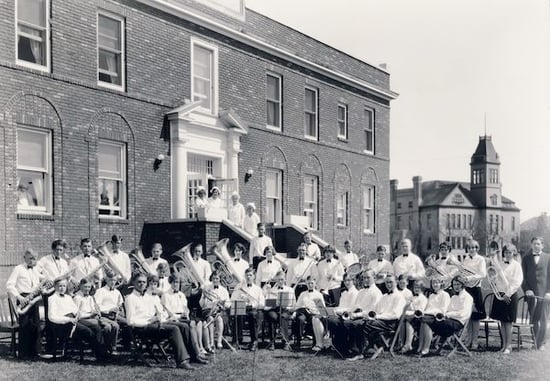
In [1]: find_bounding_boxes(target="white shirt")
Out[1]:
[255,259,282,285]
[37,255,70,281]
[354,285,383,314]
[306,242,321,261]
[424,291,451,315]
[73,292,97,319]
[231,258,249,280]
[48,292,78,324]
[200,284,231,309]
[161,289,189,318]
[335,287,359,313]
[446,290,474,325]
[109,250,132,284]
[125,290,158,327]
[397,287,413,303]
[195,197,208,209]
[405,294,428,316]
[286,257,315,285]
[231,283,265,309]
[158,277,171,294]
[243,213,261,237]
[462,253,487,287]
[145,257,169,273]
[393,253,425,279]
[193,257,212,284]
[501,260,524,297]
[208,197,224,209]
[70,254,104,283]
[339,252,359,270]
[249,235,273,261]
[314,258,344,291]
[6,264,42,297]
[374,291,406,320]
[228,202,246,228]
[263,285,296,309]
[368,258,394,275]
[295,289,326,314]
[94,286,123,314]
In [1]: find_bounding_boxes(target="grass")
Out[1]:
[0,340,548,381]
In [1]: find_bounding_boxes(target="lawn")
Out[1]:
[0,343,548,381]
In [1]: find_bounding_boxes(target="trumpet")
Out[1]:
[367,310,377,319]
[425,255,457,289]
[414,310,424,319]
[9,278,52,316]
[435,312,446,322]
[211,239,245,286]
[486,259,510,301]
[129,247,157,276]
[341,308,363,321]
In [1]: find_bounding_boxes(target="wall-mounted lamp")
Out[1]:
[244,169,254,183]
[154,154,165,171]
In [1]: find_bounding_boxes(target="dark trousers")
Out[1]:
[355,319,398,352]
[49,320,104,358]
[327,316,356,356]
[232,307,263,343]
[322,288,342,307]
[17,299,41,358]
[293,308,316,343]
[264,308,292,343]
[132,323,190,365]
[164,320,198,360]
[527,297,548,348]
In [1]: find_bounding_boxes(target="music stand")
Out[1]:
[230,300,247,350]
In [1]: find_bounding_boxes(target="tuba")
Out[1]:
[210,238,244,288]
[447,256,480,287]
[425,254,456,290]
[95,243,131,284]
[129,247,157,276]
[171,244,206,287]
[486,258,510,301]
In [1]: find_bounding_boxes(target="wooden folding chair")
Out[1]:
[479,293,502,349]
[371,308,407,359]
[0,295,19,357]
[129,326,172,367]
[436,319,471,357]
[511,296,536,350]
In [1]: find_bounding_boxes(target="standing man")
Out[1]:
[522,237,550,350]
[109,235,131,286]
[145,243,169,273]
[287,243,316,298]
[314,245,345,306]
[70,238,104,284]
[393,239,425,284]
[249,223,273,269]
[191,243,212,285]
[339,240,359,270]
[303,232,321,261]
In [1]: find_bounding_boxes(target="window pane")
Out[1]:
[98,179,121,216]
[266,101,279,126]
[98,15,121,50]
[98,142,122,178]
[17,32,45,65]
[17,170,46,208]
[305,89,316,112]
[18,128,47,169]
[267,75,279,100]
[265,172,278,198]
[18,0,46,27]
[366,130,373,152]
[194,46,212,78]
[305,113,316,136]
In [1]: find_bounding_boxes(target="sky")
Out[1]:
[245,0,550,222]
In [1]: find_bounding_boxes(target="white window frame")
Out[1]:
[265,169,283,224]
[266,72,282,131]
[303,175,318,230]
[16,126,52,214]
[336,191,348,227]
[304,86,318,140]
[191,37,219,115]
[337,103,348,140]
[362,186,375,233]
[97,11,125,91]
[363,108,375,155]
[98,139,127,219]
[15,0,50,72]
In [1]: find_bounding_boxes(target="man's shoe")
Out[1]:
[249,341,258,351]
[177,361,195,370]
[268,342,275,351]
[283,343,293,351]
[195,356,209,364]
[346,354,363,362]
[39,353,54,360]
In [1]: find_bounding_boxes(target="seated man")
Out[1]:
[292,276,326,352]
[263,270,296,351]
[349,275,406,361]
[326,273,358,356]
[93,273,124,354]
[417,275,473,357]
[125,273,195,370]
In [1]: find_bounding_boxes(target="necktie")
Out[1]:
[387,291,394,294]
[234,259,240,262]
[247,284,252,288]
[378,259,383,262]
[267,260,272,264]
[327,260,331,263]
[214,286,219,289]
[533,254,540,257]
[278,287,284,290]
[504,261,510,265]
[153,258,158,261]
[308,290,314,293]
[402,254,408,258]
[299,258,304,261]
[59,294,65,298]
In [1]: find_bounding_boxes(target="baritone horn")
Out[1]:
[95,242,130,284]
[129,247,157,276]
[486,259,510,301]
[210,238,244,287]
[171,244,206,286]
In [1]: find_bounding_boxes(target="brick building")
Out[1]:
[0,0,396,283]
[390,136,520,257]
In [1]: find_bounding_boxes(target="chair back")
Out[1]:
[516,296,531,325]
[483,293,495,317]
[0,295,16,325]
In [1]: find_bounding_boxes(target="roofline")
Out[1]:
[136,0,398,101]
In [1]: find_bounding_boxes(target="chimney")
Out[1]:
[412,176,422,206]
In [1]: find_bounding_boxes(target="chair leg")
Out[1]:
[11,329,17,357]
[484,323,489,349]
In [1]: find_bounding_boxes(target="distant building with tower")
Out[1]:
[390,136,520,257]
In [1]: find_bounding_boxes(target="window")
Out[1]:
[451,214,456,229]
[337,104,347,139]
[446,213,450,229]
[472,169,485,185]
[266,73,282,130]
[98,140,126,218]
[490,194,498,206]
[408,201,413,208]
[397,202,402,209]
[512,216,516,231]
[426,214,432,229]
[191,39,218,113]
[363,186,375,233]
[17,126,52,214]
[495,214,499,234]
[457,214,461,229]
[451,237,456,249]
[265,169,283,224]
[489,214,494,234]
[16,0,49,70]
[304,87,318,139]
[408,215,413,230]
[336,192,348,227]
[396,216,401,230]
[303,175,318,230]
[427,237,432,251]
[489,169,499,184]
[364,108,375,154]
[98,12,125,90]
[468,215,473,229]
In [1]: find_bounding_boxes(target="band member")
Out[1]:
[6,249,45,358]
[461,240,487,350]
[368,246,393,281]
[393,238,425,283]
[255,246,282,287]
[37,239,70,283]
[200,272,231,351]
[435,242,459,276]
[243,202,261,237]
[326,273,359,356]
[230,268,265,350]
[73,279,108,358]
[287,243,316,298]
[396,274,413,302]
[401,280,428,353]
[145,243,169,273]
[125,274,195,370]
[348,275,406,361]
[521,237,550,350]
[231,243,250,280]
[339,240,359,270]
[314,245,345,306]
[303,232,321,261]
[263,270,296,350]
[191,243,212,284]
[249,223,273,268]
[292,276,326,351]
[228,192,245,229]
[48,278,104,360]
[490,244,523,354]
[109,235,131,285]
[417,275,473,357]
[157,262,171,295]
[94,273,124,354]
[417,277,450,354]
[70,238,104,285]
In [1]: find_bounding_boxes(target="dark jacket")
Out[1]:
[522,252,550,297]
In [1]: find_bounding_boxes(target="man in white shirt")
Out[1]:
[249,223,273,269]
[228,192,245,228]
[314,245,344,306]
[125,274,194,370]
[145,243,169,274]
[303,232,321,261]
[368,246,394,292]
[418,275,473,356]
[70,238,104,285]
[263,271,296,350]
[37,239,70,283]
[108,235,132,286]
[191,243,212,285]
[230,268,265,350]
[6,249,45,358]
[286,243,316,298]
[339,240,359,270]
[393,239,425,283]
[326,274,359,356]
[94,274,124,353]
[255,247,282,287]
[243,203,260,237]
[292,276,326,351]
